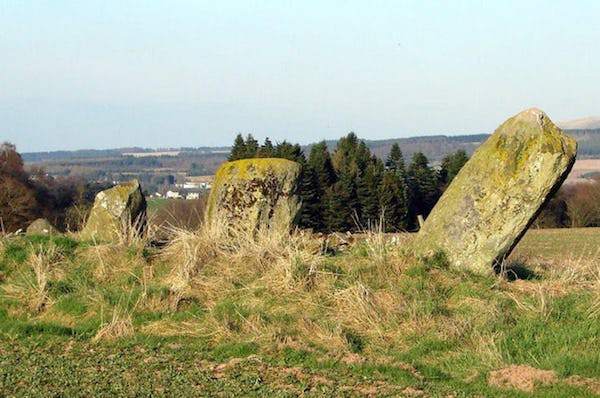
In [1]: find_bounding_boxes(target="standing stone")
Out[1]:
[415,108,577,274]
[26,218,59,236]
[206,158,302,232]
[79,180,147,242]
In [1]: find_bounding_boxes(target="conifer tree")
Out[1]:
[325,172,357,232]
[297,141,336,231]
[228,134,246,161]
[439,149,469,186]
[297,164,322,230]
[379,170,409,231]
[331,132,360,173]
[327,133,365,230]
[243,134,259,158]
[407,152,439,223]
[257,137,274,158]
[273,141,305,163]
[307,141,336,189]
[385,143,405,176]
[357,158,383,226]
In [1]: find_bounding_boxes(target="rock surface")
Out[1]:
[79,180,147,242]
[26,218,59,235]
[415,108,577,273]
[206,158,302,232]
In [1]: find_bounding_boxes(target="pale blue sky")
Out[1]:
[1,0,599,152]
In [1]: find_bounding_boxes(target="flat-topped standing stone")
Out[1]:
[415,108,577,274]
[206,158,302,232]
[79,180,147,242]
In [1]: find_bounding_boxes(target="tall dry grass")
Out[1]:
[151,214,435,352]
[1,243,61,313]
[93,305,135,342]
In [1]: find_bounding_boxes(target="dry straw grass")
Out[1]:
[153,213,435,349]
[93,306,135,342]
[1,243,62,313]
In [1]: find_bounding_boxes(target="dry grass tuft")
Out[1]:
[93,306,135,342]
[116,213,151,248]
[333,283,384,336]
[2,244,62,313]
[78,244,146,283]
[162,217,229,301]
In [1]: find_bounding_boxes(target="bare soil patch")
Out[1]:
[488,365,557,392]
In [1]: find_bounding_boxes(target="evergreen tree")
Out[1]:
[331,132,360,174]
[243,134,259,158]
[385,143,405,176]
[379,170,409,232]
[328,133,362,230]
[407,152,439,224]
[307,141,336,189]
[325,171,358,232]
[273,141,305,163]
[357,158,383,227]
[439,149,469,186]
[257,137,274,158]
[355,141,372,174]
[297,141,336,231]
[296,164,322,230]
[228,134,246,161]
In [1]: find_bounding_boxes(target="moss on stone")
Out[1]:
[206,158,302,232]
[415,108,577,274]
[78,180,147,242]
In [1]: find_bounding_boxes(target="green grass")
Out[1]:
[512,227,600,261]
[0,228,599,396]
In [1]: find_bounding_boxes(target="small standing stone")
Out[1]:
[26,218,59,236]
[79,180,147,242]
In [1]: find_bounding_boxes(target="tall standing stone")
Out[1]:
[206,158,302,232]
[79,180,147,242]
[415,108,577,274]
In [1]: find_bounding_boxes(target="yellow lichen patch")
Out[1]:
[415,108,577,274]
[206,158,301,233]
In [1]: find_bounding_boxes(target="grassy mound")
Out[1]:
[0,225,599,396]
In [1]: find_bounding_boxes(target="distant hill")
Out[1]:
[22,134,490,165]
[21,146,230,163]
[558,117,600,130]
[22,128,600,177]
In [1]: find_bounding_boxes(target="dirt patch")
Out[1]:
[566,375,600,394]
[488,365,557,392]
[341,352,366,365]
[401,386,425,396]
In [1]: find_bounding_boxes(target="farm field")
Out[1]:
[0,227,599,397]
[512,227,600,261]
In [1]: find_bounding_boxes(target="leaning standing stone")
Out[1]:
[206,158,302,232]
[79,180,147,242]
[415,108,577,274]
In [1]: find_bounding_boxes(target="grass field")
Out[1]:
[513,227,600,262]
[1,226,599,397]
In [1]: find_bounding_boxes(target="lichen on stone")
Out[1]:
[206,158,302,233]
[415,108,577,274]
[79,180,147,242]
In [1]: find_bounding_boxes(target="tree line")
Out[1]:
[0,142,110,233]
[228,133,469,232]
